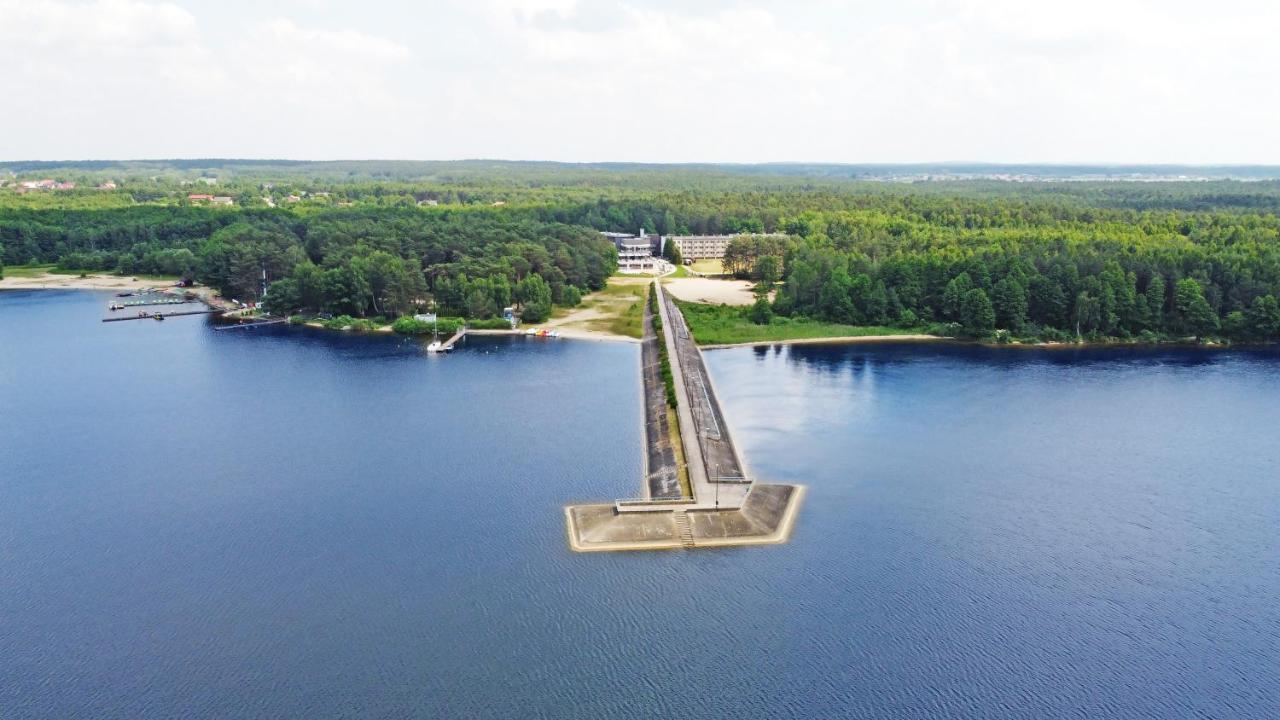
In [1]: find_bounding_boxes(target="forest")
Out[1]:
[0,206,614,322]
[2,161,1279,340]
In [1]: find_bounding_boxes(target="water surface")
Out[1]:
[2,290,1278,718]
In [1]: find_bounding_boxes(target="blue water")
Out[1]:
[2,290,1278,718]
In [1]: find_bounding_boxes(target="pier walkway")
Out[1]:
[564,281,802,551]
[641,292,682,499]
[440,327,466,351]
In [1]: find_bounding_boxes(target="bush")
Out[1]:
[288,314,307,325]
[562,286,582,307]
[468,317,514,329]
[324,314,357,330]
[393,316,432,335]
[748,296,773,325]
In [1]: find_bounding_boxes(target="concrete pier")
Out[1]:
[565,282,802,552]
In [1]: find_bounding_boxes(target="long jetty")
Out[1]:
[103,309,222,322]
[565,281,803,552]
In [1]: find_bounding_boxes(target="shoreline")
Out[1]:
[0,274,176,293]
[700,333,1275,351]
[2,274,237,311]
[293,323,638,344]
[701,333,947,350]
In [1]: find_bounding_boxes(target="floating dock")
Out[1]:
[565,282,802,552]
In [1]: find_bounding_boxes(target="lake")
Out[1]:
[2,290,1278,718]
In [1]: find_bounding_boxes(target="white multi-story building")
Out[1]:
[668,233,787,261]
[667,234,734,261]
[602,229,663,271]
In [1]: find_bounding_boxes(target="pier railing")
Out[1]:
[614,497,695,512]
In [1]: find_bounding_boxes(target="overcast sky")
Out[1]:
[1,0,1277,164]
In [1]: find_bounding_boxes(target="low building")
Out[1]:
[210,196,234,205]
[188,193,215,202]
[667,234,736,261]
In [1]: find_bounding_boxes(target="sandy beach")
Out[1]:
[0,272,173,293]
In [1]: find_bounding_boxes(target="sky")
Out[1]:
[1,0,1278,164]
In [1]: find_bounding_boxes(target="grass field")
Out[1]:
[690,259,725,275]
[2,264,79,278]
[675,300,929,345]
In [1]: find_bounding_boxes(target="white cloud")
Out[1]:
[1,0,1278,162]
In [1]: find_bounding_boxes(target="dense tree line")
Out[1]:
[0,206,614,321]
[768,225,1280,341]
[4,170,1280,341]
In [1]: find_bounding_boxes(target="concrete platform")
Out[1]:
[566,484,804,552]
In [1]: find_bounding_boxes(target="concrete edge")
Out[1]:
[691,484,806,548]
[564,484,805,553]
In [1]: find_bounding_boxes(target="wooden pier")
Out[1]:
[102,309,221,322]
[116,298,191,307]
[213,317,289,331]
[440,327,466,350]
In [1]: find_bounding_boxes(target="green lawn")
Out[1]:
[2,264,70,278]
[675,300,932,345]
[690,259,724,275]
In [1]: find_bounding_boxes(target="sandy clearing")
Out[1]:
[662,277,757,306]
[0,273,173,292]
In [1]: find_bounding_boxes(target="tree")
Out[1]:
[942,273,973,322]
[753,255,780,291]
[960,288,995,335]
[993,276,1028,332]
[1144,274,1167,330]
[1246,295,1280,339]
[748,296,773,325]
[263,278,301,316]
[663,239,682,266]
[515,274,553,323]
[1174,278,1218,338]
[1028,275,1068,329]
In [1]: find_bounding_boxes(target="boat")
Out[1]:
[116,292,133,298]
[524,328,539,335]
[426,340,443,353]
[109,303,123,311]
[153,313,165,321]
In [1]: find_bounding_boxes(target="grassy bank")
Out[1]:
[675,300,931,346]
[546,277,646,339]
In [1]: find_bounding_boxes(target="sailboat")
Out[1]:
[426,317,444,353]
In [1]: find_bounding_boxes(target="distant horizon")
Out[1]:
[6,158,1280,169]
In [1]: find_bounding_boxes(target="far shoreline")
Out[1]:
[700,333,1274,352]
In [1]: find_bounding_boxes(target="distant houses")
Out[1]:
[188,194,234,206]
[20,179,75,190]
